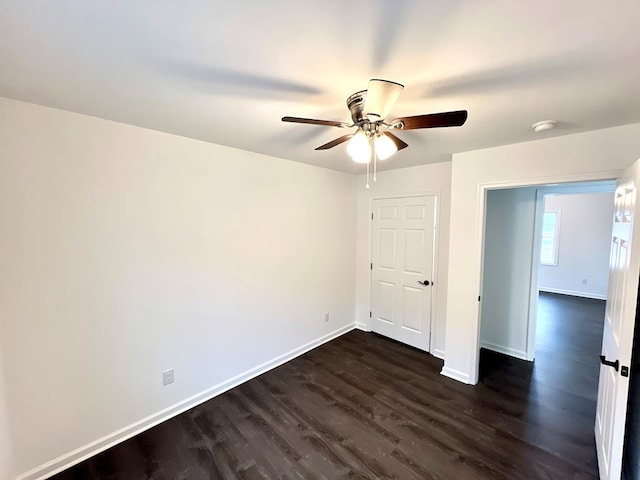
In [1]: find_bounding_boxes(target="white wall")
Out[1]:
[0,98,357,479]
[355,162,452,358]
[539,192,614,299]
[444,122,640,385]
[0,354,12,480]
[480,188,538,360]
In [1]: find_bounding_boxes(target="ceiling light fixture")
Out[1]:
[374,132,398,160]
[346,129,399,188]
[282,78,468,188]
[532,120,557,133]
[346,131,398,163]
[346,130,371,164]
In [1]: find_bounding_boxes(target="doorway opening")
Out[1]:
[479,181,615,470]
[477,180,616,473]
[479,180,615,364]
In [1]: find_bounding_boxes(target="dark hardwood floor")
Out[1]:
[52,292,604,479]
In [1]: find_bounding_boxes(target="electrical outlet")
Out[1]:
[581,278,588,285]
[324,312,330,322]
[162,369,174,386]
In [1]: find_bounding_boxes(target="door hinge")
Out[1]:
[369,311,372,318]
[371,212,374,220]
[478,295,481,302]
[370,262,373,270]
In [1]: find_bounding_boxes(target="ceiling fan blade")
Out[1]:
[363,79,404,121]
[392,110,468,130]
[383,132,409,151]
[282,116,349,128]
[315,134,354,150]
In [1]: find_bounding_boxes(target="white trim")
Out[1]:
[432,348,445,360]
[16,324,355,480]
[527,189,546,362]
[370,190,443,200]
[477,170,622,190]
[539,181,617,196]
[539,287,607,301]
[355,321,371,331]
[470,182,491,385]
[441,366,470,384]
[430,193,442,354]
[480,341,529,361]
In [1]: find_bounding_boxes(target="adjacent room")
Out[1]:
[2,2,640,480]
[478,183,617,475]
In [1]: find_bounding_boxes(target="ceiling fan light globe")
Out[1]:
[375,133,398,160]
[351,150,371,164]
[347,131,371,164]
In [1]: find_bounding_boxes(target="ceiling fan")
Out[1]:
[282,79,468,186]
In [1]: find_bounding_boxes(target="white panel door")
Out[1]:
[595,159,640,480]
[371,196,436,351]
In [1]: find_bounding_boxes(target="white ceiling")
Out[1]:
[1,0,640,173]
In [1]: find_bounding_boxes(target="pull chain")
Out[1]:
[365,158,370,189]
[373,139,377,183]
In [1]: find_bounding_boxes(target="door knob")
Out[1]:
[599,355,619,372]
[417,280,432,286]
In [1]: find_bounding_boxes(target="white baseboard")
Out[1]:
[480,341,529,361]
[432,349,445,360]
[355,321,370,332]
[441,365,470,384]
[17,324,356,480]
[539,287,606,301]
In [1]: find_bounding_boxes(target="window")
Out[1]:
[540,211,560,266]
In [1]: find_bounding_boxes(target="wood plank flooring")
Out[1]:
[52,292,603,479]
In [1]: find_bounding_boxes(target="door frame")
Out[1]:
[367,191,442,354]
[470,170,623,384]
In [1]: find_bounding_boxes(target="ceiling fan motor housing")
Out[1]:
[346,90,367,124]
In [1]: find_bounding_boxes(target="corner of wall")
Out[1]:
[441,365,471,384]
[14,324,355,480]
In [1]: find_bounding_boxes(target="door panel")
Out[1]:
[404,229,425,273]
[379,229,397,269]
[379,205,398,220]
[595,160,640,480]
[402,285,423,331]
[371,196,436,351]
[406,204,426,219]
[377,281,395,323]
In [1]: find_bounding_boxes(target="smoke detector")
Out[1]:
[532,120,557,133]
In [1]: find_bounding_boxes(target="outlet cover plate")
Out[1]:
[163,369,174,386]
